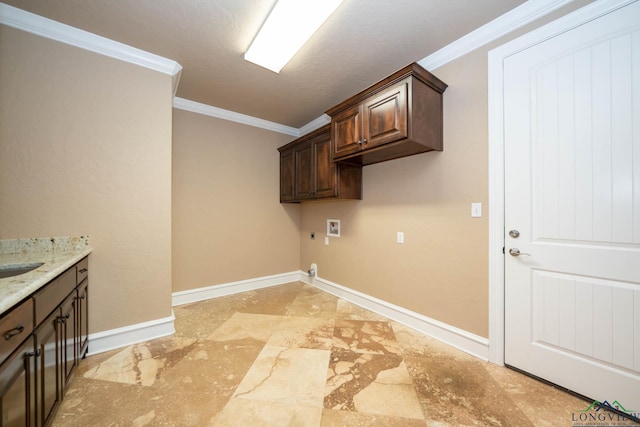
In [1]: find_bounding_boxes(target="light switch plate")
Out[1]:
[397,232,404,244]
[471,203,482,218]
[324,236,329,245]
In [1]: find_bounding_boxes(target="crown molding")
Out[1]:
[173,97,300,137]
[418,0,575,71]
[298,114,331,135]
[0,2,182,86]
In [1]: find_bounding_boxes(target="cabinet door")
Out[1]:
[35,310,61,427]
[59,293,76,393]
[363,81,408,149]
[294,141,314,200]
[279,148,295,202]
[76,279,89,360]
[0,337,36,427]
[313,133,337,199]
[332,103,363,158]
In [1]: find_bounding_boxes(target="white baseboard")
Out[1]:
[303,275,490,361]
[110,271,487,362]
[171,271,305,306]
[87,312,176,356]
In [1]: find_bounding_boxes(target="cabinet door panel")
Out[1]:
[0,338,36,427]
[60,293,76,392]
[313,135,337,199]
[332,104,362,158]
[279,149,295,202]
[363,81,408,149]
[294,141,314,200]
[35,311,61,427]
[76,279,89,360]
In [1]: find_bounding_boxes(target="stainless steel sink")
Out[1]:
[0,262,44,279]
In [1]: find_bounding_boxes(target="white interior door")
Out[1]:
[504,1,640,409]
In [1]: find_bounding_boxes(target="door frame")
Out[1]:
[487,0,637,365]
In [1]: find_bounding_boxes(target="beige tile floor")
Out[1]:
[51,282,616,426]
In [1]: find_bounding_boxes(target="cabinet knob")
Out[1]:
[363,138,368,144]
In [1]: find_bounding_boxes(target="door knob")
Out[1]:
[509,248,531,257]
[509,230,520,238]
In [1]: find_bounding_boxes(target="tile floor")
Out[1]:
[51,282,602,426]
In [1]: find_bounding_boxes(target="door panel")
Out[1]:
[279,149,295,202]
[363,81,407,149]
[332,104,362,158]
[313,134,337,199]
[504,1,640,409]
[294,141,313,200]
[531,271,639,371]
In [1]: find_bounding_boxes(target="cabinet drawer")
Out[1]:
[76,257,88,285]
[34,268,75,325]
[0,298,34,364]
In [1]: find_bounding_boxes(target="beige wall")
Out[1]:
[0,26,174,333]
[172,109,300,292]
[300,50,490,336]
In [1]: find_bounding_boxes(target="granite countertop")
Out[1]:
[0,236,92,315]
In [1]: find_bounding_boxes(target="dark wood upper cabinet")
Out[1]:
[278,125,362,203]
[327,63,447,166]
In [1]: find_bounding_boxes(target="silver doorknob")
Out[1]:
[509,248,531,257]
[509,230,520,238]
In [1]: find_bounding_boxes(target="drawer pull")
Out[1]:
[4,325,25,340]
[78,268,88,274]
[75,295,86,300]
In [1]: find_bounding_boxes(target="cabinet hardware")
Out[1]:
[4,325,24,340]
[27,349,41,357]
[79,268,88,273]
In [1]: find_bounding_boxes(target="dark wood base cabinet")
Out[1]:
[279,124,362,203]
[0,256,89,427]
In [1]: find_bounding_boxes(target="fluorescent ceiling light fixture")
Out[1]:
[244,0,344,73]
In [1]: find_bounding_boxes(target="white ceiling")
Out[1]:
[4,0,525,128]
